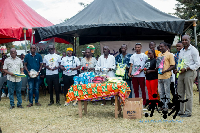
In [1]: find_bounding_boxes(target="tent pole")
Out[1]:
[75,37,77,55]
[23,29,27,53]
[193,21,200,104]
[31,29,34,45]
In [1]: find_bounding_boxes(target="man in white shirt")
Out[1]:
[3,48,24,109]
[95,46,116,77]
[43,45,61,106]
[128,43,148,105]
[95,46,116,105]
[177,35,200,117]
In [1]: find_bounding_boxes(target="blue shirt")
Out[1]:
[24,53,43,72]
[115,53,132,80]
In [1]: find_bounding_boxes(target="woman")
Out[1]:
[60,48,81,106]
[144,50,158,102]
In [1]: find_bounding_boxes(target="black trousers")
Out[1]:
[46,74,60,103]
[63,75,74,97]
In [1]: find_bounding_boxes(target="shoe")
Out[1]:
[10,106,15,109]
[1,93,6,98]
[48,102,54,106]
[112,103,115,106]
[64,102,69,106]
[180,114,191,117]
[177,113,184,116]
[101,103,105,106]
[7,94,9,98]
[17,105,23,108]
[73,102,78,106]
[158,107,164,111]
[35,102,41,106]
[27,103,33,107]
[56,102,61,106]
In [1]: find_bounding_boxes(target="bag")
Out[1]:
[116,63,126,76]
[156,56,165,74]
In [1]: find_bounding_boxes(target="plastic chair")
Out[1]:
[0,77,7,101]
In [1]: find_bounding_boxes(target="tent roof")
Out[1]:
[0,0,69,44]
[35,0,185,45]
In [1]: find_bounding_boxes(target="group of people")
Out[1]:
[2,35,200,118]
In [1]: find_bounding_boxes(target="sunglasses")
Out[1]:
[136,43,141,45]
[30,48,35,49]
[49,48,54,50]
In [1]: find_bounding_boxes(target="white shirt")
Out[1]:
[95,54,116,77]
[61,56,80,76]
[3,57,23,82]
[129,53,148,77]
[43,53,61,75]
[179,44,200,71]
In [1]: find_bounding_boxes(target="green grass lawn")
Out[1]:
[0,90,200,133]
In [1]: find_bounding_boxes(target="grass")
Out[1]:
[0,89,200,133]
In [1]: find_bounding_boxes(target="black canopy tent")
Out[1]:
[34,0,185,46]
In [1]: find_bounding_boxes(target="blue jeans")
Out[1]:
[7,80,22,107]
[158,78,171,109]
[125,79,132,98]
[28,76,40,104]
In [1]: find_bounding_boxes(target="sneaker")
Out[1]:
[64,102,69,106]
[1,93,6,98]
[73,101,78,106]
[7,93,9,98]
[101,103,105,106]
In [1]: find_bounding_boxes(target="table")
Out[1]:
[66,81,130,118]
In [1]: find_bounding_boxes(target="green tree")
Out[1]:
[174,0,200,47]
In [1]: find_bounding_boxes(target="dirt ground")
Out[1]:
[0,90,200,133]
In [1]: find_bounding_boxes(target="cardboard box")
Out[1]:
[123,98,143,119]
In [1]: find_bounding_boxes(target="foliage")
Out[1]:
[0,42,14,57]
[174,0,200,48]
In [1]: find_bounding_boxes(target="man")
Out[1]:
[166,43,176,98]
[96,46,116,77]
[3,48,23,109]
[177,35,200,117]
[81,48,97,72]
[24,45,43,107]
[96,46,116,105]
[157,42,175,111]
[115,44,132,97]
[43,45,61,106]
[174,41,183,68]
[145,41,161,58]
[128,43,148,105]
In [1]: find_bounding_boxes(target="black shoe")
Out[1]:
[180,114,191,117]
[17,105,23,108]
[56,102,61,106]
[10,106,15,109]
[48,102,54,106]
